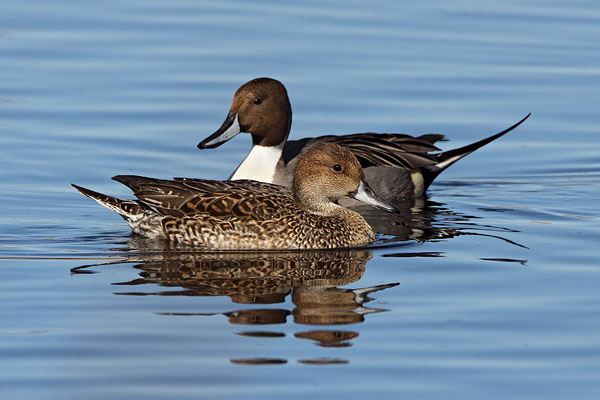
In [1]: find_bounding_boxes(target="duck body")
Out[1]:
[270,133,441,204]
[199,77,530,204]
[73,143,393,250]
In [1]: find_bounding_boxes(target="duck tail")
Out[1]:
[421,113,531,190]
[72,183,144,219]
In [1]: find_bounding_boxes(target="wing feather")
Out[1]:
[302,133,445,169]
[113,175,297,221]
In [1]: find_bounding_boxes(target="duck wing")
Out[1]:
[112,175,296,220]
[317,133,443,169]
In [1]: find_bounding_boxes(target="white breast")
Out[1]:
[229,143,285,183]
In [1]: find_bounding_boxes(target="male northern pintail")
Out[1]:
[72,143,394,250]
[198,77,530,204]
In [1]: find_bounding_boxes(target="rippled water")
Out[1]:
[2,0,600,399]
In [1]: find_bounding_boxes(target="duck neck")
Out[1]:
[305,200,376,246]
[293,179,332,215]
[294,187,369,223]
[230,103,291,183]
[335,206,376,246]
[229,141,285,183]
[293,181,376,246]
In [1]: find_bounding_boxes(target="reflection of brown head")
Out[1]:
[293,305,366,325]
[292,283,399,326]
[293,287,367,325]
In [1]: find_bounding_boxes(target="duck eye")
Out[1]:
[332,164,342,172]
[253,98,262,105]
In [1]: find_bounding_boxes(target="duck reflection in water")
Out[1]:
[72,195,528,364]
[74,247,398,364]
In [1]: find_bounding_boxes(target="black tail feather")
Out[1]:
[421,113,531,190]
[72,184,121,207]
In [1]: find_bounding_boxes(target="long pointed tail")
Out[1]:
[72,183,144,218]
[421,113,531,190]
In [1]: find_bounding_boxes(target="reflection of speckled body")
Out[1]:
[106,249,374,297]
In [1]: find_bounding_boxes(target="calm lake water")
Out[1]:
[1,0,600,399]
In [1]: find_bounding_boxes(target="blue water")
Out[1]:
[1,0,600,399]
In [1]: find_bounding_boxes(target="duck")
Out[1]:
[72,143,395,250]
[198,77,530,204]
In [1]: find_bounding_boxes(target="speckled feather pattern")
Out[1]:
[114,176,374,249]
[73,143,388,250]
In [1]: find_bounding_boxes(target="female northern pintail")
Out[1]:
[198,77,530,204]
[72,143,394,250]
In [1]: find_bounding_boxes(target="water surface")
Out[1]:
[1,1,600,399]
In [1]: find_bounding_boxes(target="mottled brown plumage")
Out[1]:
[73,143,394,249]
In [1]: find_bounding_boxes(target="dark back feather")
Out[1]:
[112,175,297,220]
[291,133,445,169]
